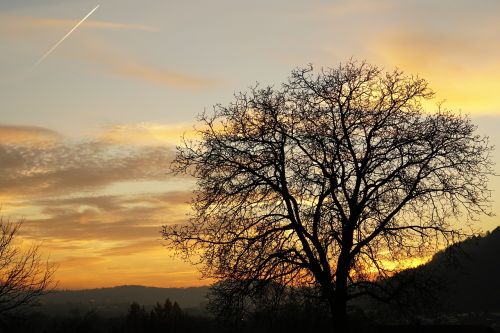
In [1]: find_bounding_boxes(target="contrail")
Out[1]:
[31,5,100,69]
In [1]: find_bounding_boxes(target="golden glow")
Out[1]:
[37,239,205,289]
[373,31,500,116]
[376,256,432,272]
[97,123,196,146]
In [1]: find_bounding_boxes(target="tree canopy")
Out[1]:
[162,60,493,332]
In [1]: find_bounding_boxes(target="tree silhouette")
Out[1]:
[125,299,185,333]
[162,60,493,332]
[125,302,148,333]
[0,217,56,322]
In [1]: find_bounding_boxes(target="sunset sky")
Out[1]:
[1,0,499,289]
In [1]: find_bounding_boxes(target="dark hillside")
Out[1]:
[418,227,500,312]
[376,227,500,332]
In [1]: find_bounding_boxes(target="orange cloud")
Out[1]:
[107,62,216,89]
[0,125,61,146]
[14,189,194,289]
[22,191,191,241]
[100,240,161,257]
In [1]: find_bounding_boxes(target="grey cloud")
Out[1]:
[0,139,175,197]
[1,125,192,254]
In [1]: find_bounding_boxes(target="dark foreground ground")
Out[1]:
[1,300,498,333]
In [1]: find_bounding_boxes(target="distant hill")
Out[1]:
[37,285,210,316]
[390,227,500,313]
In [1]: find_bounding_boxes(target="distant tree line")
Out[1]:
[123,299,185,333]
[2,298,211,333]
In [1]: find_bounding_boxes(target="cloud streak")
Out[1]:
[107,62,217,89]
[0,14,158,33]
[21,17,158,32]
[73,41,219,89]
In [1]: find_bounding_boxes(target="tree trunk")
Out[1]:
[323,278,349,333]
[331,293,349,333]
[330,259,350,333]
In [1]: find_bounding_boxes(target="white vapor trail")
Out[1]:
[31,5,100,69]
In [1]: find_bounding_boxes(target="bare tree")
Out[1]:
[162,60,493,332]
[0,217,56,320]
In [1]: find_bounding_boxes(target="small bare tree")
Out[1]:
[0,217,56,320]
[162,60,493,332]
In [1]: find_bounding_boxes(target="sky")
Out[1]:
[0,0,499,289]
